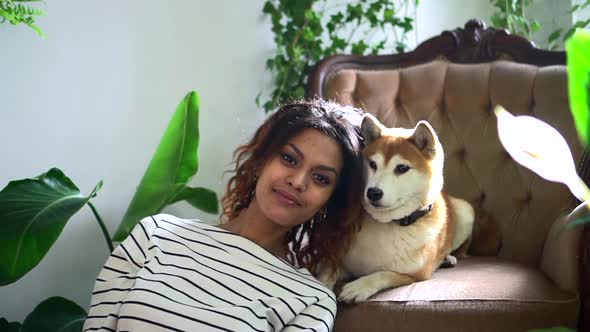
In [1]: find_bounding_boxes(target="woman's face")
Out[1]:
[252,128,343,229]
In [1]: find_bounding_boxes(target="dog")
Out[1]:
[321,114,475,303]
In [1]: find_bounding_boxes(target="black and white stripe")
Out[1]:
[84,214,336,332]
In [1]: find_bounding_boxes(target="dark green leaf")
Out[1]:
[21,297,86,332]
[330,12,343,24]
[169,186,219,214]
[570,4,581,13]
[0,318,22,332]
[548,29,562,43]
[0,168,102,285]
[113,91,204,241]
[293,86,305,99]
[262,1,276,15]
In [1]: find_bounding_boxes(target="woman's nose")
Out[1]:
[287,171,308,191]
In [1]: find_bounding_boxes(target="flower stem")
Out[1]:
[88,202,114,252]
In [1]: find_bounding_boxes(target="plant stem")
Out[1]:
[88,202,114,252]
[505,0,512,32]
[521,1,532,41]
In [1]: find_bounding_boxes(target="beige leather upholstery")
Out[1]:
[322,60,582,331]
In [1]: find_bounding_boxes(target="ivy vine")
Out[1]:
[490,0,590,50]
[0,0,46,37]
[490,0,540,41]
[259,0,418,113]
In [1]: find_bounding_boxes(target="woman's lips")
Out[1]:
[272,188,300,206]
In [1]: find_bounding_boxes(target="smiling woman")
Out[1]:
[83,99,365,332]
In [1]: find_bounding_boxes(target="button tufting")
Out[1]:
[456,147,467,161]
[480,192,486,202]
[524,192,533,202]
[395,98,402,108]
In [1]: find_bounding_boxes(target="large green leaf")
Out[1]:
[169,186,219,214]
[566,28,590,146]
[113,91,204,241]
[0,168,102,286]
[0,318,22,332]
[21,297,86,332]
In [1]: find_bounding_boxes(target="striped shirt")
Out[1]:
[83,214,336,332]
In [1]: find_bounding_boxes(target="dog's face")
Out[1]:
[360,114,444,222]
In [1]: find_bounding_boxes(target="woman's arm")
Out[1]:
[82,216,158,332]
[282,293,337,332]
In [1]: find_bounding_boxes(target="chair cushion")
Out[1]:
[334,257,577,331]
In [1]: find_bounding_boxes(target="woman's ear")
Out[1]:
[361,114,383,145]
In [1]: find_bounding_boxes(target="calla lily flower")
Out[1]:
[494,105,590,202]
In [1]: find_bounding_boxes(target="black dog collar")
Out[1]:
[392,204,433,226]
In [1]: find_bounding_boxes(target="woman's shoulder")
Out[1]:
[140,213,219,233]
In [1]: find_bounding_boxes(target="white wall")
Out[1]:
[0,0,493,322]
[414,0,495,46]
[529,0,572,49]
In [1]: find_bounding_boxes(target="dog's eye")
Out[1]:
[394,164,410,175]
[369,160,377,170]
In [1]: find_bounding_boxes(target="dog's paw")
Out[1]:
[338,276,381,303]
[318,272,337,290]
[440,255,457,268]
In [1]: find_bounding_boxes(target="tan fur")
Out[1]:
[324,115,475,303]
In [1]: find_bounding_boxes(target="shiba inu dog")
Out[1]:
[323,114,475,303]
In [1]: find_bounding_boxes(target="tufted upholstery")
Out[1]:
[308,20,588,332]
[326,60,581,268]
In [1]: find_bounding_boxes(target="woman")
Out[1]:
[83,99,365,332]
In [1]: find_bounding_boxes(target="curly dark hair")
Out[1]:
[221,99,365,275]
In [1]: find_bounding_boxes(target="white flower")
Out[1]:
[494,105,589,201]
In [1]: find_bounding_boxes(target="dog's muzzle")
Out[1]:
[366,187,383,202]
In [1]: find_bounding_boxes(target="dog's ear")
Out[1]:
[409,121,438,157]
[361,114,383,145]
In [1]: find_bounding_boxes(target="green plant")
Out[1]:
[489,0,540,41]
[0,0,46,37]
[0,91,219,330]
[548,0,590,49]
[259,0,418,113]
[489,0,589,50]
[566,28,590,147]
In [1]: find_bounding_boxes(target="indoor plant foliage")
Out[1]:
[548,0,590,49]
[489,0,590,49]
[0,91,218,330]
[0,0,46,37]
[489,0,540,42]
[259,0,418,113]
[492,29,588,332]
[494,29,590,228]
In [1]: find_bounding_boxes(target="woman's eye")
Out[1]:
[281,153,297,165]
[394,164,410,175]
[313,174,330,185]
[369,160,377,170]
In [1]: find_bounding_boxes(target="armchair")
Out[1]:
[307,19,589,332]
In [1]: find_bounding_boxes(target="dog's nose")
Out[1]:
[367,187,383,202]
